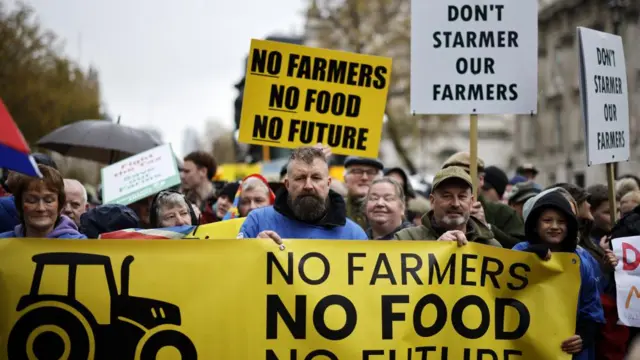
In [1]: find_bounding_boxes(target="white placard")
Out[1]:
[613,236,640,328]
[410,0,538,115]
[101,144,181,205]
[578,27,630,166]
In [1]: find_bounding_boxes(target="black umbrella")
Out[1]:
[37,119,162,163]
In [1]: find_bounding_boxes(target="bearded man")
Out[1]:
[238,147,367,241]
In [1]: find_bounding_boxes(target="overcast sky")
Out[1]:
[18,0,305,157]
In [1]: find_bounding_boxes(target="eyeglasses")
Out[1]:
[349,169,379,177]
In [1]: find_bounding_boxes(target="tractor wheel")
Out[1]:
[8,306,91,360]
[138,329,197,360]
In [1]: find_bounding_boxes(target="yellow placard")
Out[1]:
[188,218,245,239]
[216,163,262,182]
[239,39,392,158]
[0,239,579,359]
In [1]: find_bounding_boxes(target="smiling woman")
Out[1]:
[365,178,410,240]
[0,165,86,239]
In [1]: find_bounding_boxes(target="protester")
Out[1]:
[149,190,197,228]
[224,174,275,219]
[365,178,411,240]
[508,181,541,219]
[0,153,58,233]
[586,184,614,242]
[80,204,140,238]
[344,156,383,231]
[238,147,367,241]
[394,166,501,247]
[481,165,509,203]
[504,175,529,203]
[605,205,640,359]
[214,181,239,220]
[620,190,640,217]
[513,190,605,360]
[181,151,217,222]
[441,152,524,248]
[516,163,539,181]
[0,164,85,239]
[62,178,88,227]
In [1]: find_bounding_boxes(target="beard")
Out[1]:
[440,212,469,227]
[288,192,328,222]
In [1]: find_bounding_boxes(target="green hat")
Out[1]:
[432,166,473,191]
[442,151,485,173]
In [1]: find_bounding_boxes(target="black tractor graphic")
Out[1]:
[8,252,197,360]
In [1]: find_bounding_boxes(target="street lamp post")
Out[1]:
[607,0,627,178]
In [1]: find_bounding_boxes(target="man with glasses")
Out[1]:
[343,156,384,231]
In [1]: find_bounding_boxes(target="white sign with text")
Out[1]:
[410,0,538,115]
[578,27,630,166]
[101,144,181,205]
[613,236,640,328]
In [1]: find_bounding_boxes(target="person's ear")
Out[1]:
[327,176,332,187]
[284,178,290,190]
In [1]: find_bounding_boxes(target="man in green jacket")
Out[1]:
[394,166,501,247]
[343,156,384,231]
[440,152,524,248]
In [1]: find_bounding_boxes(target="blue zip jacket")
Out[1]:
[239,189,367,240]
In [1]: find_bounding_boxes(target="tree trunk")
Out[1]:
[385,113,417,174]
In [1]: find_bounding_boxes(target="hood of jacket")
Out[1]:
[274,188,347,228]
[80,204,140,238]
[14,215,84,238]
[421,211,495,242]
[524,191,578,252]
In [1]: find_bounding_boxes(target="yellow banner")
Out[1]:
[0,239,579,360]
[238,39,392,158]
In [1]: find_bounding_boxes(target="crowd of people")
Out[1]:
[2,145,640,359]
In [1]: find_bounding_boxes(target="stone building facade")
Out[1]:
[514,0,640,187]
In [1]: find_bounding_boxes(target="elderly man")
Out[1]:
[440,152,524,248]
[62,179,89,227]
[238,146,367,241]
[343,156,384,231]
[394,167,500,247]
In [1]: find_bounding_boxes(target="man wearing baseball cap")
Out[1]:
[439,151,524,248]
[394,166,501,247]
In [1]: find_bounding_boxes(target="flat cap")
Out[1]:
[432,166,473,191]
[508,181,541,205]
[344,156,384,170]
[442,151,485,173]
